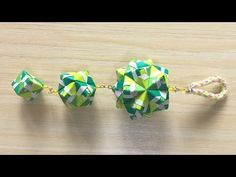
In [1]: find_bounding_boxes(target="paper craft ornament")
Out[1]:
[11,70,44,101]
[57,71,96,108]
[112,59,169,119]
[11,58,227,120]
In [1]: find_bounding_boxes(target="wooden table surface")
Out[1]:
[0,23,236,154]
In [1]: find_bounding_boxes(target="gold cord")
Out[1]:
[169,86,190,94]
[42,76,227,101]
[96,84,113,89]
[43,84,113,95]
[43,85,58,94]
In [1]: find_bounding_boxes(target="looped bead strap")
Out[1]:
[169,76,227,100]
[188,76,227,100]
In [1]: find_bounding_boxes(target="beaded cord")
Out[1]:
[169,76,227,100]
[188,76,227,100]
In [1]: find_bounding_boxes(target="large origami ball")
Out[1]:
[11,70,44,101]
[58,71,96,108]
[112,59,169,119]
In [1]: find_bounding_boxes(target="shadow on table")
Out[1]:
[189,97,228,128]
[63,103,100,150]
[116,96,227,154]
[117,109,170,154]
[20,94,49,131]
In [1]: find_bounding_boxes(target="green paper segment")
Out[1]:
[11,70,44,101]
[112,59,169,119]
[58,71,96,108]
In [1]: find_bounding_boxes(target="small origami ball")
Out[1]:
[11,70,44,101]
[58,71,96,108]
[112,59,169,119]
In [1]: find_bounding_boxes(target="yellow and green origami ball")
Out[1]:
[57,71,96,108]
[112,59,169,119]
[11,70,44,101]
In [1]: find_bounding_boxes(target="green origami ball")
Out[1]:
[112,59,169,119]
[11,70,44,101]
[58,71,96,108]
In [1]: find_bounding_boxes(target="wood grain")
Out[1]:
[0,23,236,154]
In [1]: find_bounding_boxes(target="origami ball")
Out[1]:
[112,59,169,119]
[11,70,44,101]
[58,71,96,108]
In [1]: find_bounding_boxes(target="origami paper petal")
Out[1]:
[11,70,44,101]
[58,71,96,108]
[112,59,169,119]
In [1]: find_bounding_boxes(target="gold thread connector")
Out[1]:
[43,85,58,94]
[169,86,190,94]
[96,84,113,89]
